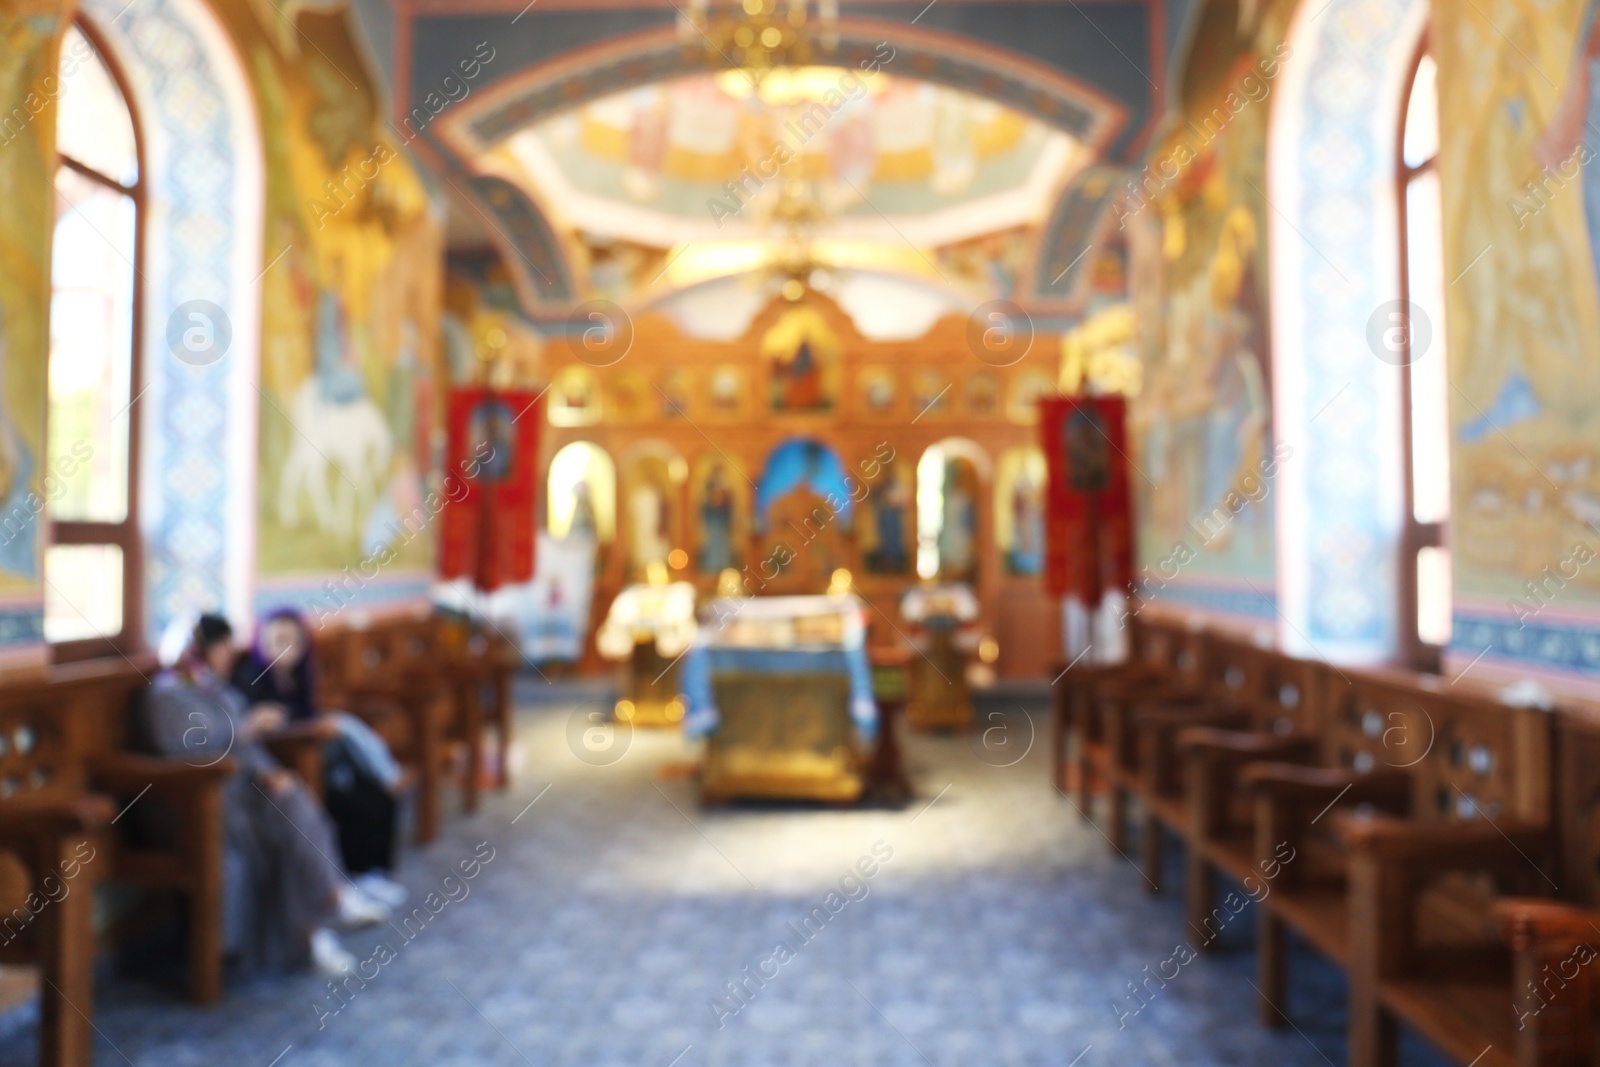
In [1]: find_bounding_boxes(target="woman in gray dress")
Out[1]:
[145,615,387,976]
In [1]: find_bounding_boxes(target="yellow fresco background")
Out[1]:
[0,1,71,600]
[1435,0,1600,607]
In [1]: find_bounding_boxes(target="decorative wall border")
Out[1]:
[89,0,263,641]
[1268,0,1423,663]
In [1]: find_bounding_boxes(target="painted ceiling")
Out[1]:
[485,68,1086,247]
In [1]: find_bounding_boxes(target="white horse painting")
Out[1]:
[276,378,393,540]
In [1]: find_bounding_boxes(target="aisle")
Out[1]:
[3,685,1439,1067]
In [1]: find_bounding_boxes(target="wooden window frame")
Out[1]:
[1394,32,1446,674]
[49,14,146,663]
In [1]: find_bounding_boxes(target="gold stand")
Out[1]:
[617,640,685,728]
[906,627,972,731]
[700,673,862,803]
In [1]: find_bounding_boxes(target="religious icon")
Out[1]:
[997,447,1046,577]
[965,372,1001,417]
[697,462,738,573]
[606,371,650,423]
[910,369,949,419]
[628,474,671,573]
[570,479,597,538]
[860,367,896,414]
[864,463,912,575]
[761,306,839,413]
[1065,406,1112,493]
[938,458,979,581]
[465,396,515,483]
[707,365,745,416]
[548,366,601,426]
[659,369,691,419]
[1006,369,1056,424]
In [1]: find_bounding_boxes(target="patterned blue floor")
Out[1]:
[2,684,1452,1066]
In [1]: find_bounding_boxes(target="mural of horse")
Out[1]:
[275,377,393,540]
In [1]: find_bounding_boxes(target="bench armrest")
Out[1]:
[1334,811,1550,873]
[89,752,234,793]
[1495,898,1600,952]
[1133,705,1244,729]
[1178,727,1317,762]
[1241,763,1411,809]
[0,794,115,839]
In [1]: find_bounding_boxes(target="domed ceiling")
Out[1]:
[480,67,1087,248]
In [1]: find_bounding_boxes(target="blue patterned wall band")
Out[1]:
[1136,581,1279,623]
[1453,613,1600,680]
[255,574,435,628]
[0,607,44,646]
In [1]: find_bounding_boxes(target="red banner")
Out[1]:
[1039,396,1133,602]
[439,388,541,591]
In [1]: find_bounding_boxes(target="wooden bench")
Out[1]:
[0,657,232,1066]
[315,610,507,844]
[438,616,518,792]
[1116,634,1326,902]
[316,616,450,844]
[1247,669,1559,1065]
[1164,640,1330,935]
[1329,701,1600,1067]
[1052,615,1204,828]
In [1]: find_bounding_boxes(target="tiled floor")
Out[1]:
[2,682,1450,1066]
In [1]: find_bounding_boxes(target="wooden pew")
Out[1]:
[1245,668,1557,1065]
[1054,615,1204,831]
[0,657,233,1066]
[1123,635,1327,901]
[1094,619,1214,853]
[1329,702,1600,1067]
[438,616,518,792]
[315,610,503,844]
[315,616,449,844]
[1165,641,1329,938]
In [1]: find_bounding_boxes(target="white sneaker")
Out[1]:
[311,928,356,977]
[336,884,393,927]
[353,871,408,909]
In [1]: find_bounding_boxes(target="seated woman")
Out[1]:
[144,615,389,977]
[230,608,407,907]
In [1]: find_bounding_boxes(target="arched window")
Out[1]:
[1396,39,1450,671]
[45,19,143,656]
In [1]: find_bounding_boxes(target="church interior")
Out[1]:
[3,0,1600,1064]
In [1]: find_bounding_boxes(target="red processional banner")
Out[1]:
[1039,396,1133,602]
[439,388,542,592]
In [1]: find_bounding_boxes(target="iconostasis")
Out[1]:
[538,291,1059,679]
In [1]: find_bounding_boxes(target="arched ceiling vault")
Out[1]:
[394,1,1164,319]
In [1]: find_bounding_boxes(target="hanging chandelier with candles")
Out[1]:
[679,0,840,73]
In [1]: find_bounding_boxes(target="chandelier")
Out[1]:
[679,0,839,73]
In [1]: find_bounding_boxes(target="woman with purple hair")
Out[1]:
[232,609,407,908]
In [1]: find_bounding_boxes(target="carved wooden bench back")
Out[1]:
[1201,638,1328,735]
[1322,669,1551,827]
[0,661,147,807]
[1128,617,1205,685]
[1554,711,1600,907]
[0,692,82,806]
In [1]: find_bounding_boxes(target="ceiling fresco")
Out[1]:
[403,2,1163,313]
[487,69,1084,247]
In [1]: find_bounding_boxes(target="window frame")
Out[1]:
[1394,32,1447,673]
[48,14,146,663]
